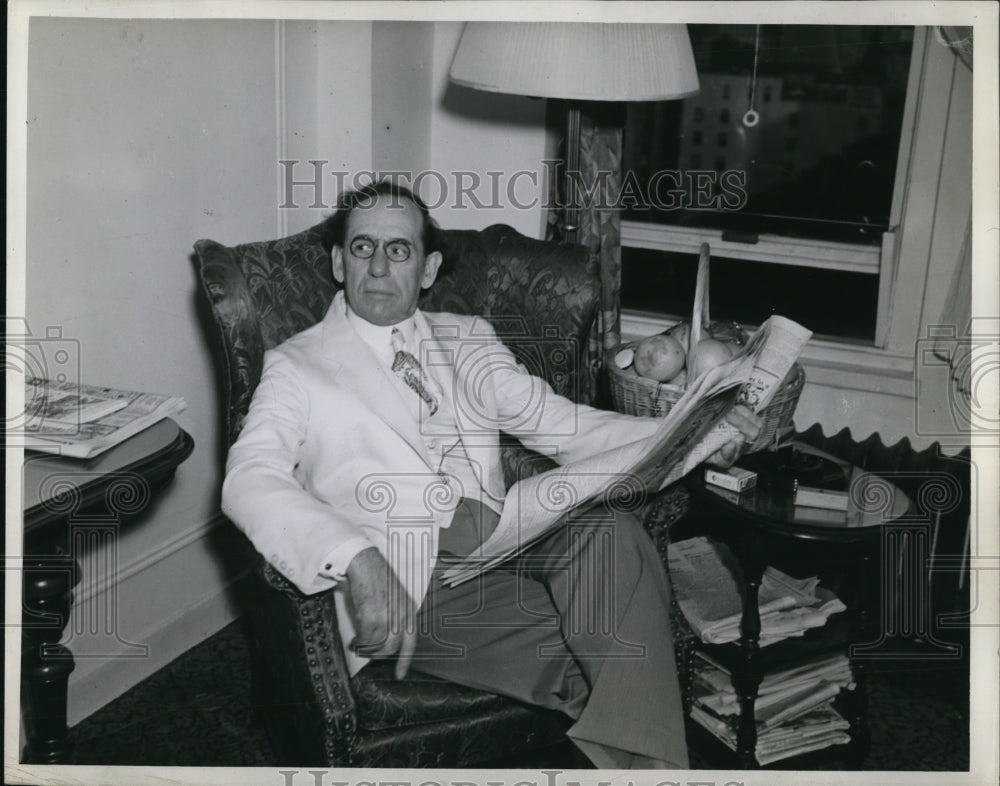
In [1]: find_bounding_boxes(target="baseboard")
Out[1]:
[65,529,255,727]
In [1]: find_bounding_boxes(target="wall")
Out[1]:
[367,22,552,238]
[281,21,374,236]
[23,16,373,725]
[425,22,551,238]
[371,21,434,177]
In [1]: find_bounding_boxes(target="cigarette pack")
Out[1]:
[793,485,849,511]
[707,485,756,505]
[704,466,758,493]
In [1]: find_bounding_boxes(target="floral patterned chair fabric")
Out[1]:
[194,220,600,766]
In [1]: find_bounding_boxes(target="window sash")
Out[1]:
[621,28,929,352]
[621,221,881,275]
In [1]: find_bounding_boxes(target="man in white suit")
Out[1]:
[223,182,759,769]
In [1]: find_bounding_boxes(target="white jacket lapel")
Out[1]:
[321,293,433,470]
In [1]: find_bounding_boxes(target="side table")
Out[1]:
[20,418,194,764]
[674,441,913,769]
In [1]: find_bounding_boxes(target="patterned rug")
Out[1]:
[71,619,970,771]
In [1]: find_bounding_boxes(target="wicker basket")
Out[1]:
[608,242,804,453]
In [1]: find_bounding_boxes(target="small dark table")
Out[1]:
[20,418,194,764]
[675,441,912,768]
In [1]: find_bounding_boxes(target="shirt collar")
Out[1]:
[345,304,419,362]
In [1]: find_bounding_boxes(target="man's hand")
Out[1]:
[345,547,417,679]
[706,405,764,468]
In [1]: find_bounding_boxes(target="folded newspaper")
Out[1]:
[21,377,186,458]
[690,702,851,765]
[690,649,856,763]
[442,315,812,586]
[668,536,846,646]
[692,651,855,726]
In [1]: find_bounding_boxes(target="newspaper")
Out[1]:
[690,702,852,765]
[693,655,854,730]
[693,651,855,720]
[668,536,846,646]
[690,660,854,765]
[442,315,812,586]
[21,377,187,458]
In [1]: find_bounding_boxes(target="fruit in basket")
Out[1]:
[633,334,686,382]
[665,322,691,355]
[689,337,737,379]
[613,347,635,369]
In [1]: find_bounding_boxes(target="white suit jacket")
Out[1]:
[222,290,660,674]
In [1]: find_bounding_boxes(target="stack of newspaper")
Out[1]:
[20,377,186,458]
[667,536,846,646]
[689,650,854,764]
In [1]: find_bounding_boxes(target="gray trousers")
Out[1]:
[411,498,689,769]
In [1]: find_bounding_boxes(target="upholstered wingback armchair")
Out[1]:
[194,220,614,766]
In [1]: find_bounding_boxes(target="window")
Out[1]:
[621,24,916,343]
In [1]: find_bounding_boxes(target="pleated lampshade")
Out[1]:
[449,22,700,101]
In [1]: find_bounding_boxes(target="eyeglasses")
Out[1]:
[349,236,413,263]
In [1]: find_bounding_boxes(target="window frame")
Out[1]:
[619,27,936,393]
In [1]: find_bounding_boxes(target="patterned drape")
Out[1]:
[546,102,625,402]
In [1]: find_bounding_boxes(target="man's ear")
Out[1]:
[421,250,443,290]
[331,246,345,284]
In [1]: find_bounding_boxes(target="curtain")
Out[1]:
[545,103,625,403]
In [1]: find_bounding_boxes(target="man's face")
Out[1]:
[332,195,442,326]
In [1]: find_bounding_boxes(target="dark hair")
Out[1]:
[321,181,439,256]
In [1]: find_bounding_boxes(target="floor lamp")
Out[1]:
[449,22,699,350]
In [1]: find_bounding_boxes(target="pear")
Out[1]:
[665,322,691,355]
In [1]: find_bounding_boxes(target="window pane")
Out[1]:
[621,247,879,341]
[622,25,914,245]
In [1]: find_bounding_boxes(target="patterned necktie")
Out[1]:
[391,327,440,416]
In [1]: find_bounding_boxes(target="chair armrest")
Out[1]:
[499,434,559,491]
[252,560,360,765]
[641,486,698,711]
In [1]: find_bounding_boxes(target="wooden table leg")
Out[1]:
[21,545,79,764]
[733,539,766,769]
[845,549,874,765]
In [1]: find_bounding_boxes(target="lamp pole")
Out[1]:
[562,103,582,243]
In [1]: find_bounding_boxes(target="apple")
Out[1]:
[634,334,686,382]
[689,338,737,380]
